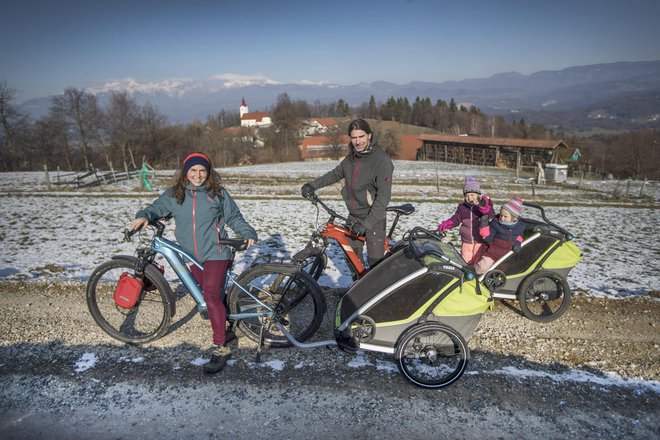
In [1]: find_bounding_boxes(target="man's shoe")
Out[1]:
[204,345,232,374]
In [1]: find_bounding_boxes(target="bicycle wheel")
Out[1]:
[227,265,326,348]
[86,258,173,344]
[396,322,469,389]
[292,247,327,281]
[517,270,572,322]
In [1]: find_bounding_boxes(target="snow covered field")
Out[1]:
[1,161,658,297]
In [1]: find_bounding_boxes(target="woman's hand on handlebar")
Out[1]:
[124,217,148,241]
[130,217,149,232]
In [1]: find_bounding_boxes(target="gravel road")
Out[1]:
[0,280,658,439]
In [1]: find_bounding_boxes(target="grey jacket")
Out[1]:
[136,184,257,262]
[309,143,394,229]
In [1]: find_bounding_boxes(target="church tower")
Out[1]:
[240,98,248,118]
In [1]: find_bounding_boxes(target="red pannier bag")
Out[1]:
[113,272,144,308]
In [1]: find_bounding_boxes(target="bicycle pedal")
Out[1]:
[199,309,209,320]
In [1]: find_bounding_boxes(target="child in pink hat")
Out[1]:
[436,176,495,264]
[473,197,526,275]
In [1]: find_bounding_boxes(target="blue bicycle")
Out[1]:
[86,220,326,350]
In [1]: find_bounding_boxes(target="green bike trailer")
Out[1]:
[331,228,493,388]
[480,202,582,322]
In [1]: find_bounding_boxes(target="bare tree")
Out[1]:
[135,103,170,162]
[0,81,32,170]
[376,129,400,157]
[33,111,74,170]
[271,93,301,161]
[106,92,141,168]
[51,87,102,170]
[326,125,346,160]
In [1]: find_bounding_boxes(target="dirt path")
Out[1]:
[0,280,658,439]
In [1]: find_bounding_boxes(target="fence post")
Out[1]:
[531,179,536,198]
[93,163,107,185]
[578,171,584,189]
[612,180,621,198]
[639,181,647,198]
[43,164,51,190]
[105,154,117,183]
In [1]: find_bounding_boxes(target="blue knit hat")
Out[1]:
[183,152,211,174]
[463,176,481,195]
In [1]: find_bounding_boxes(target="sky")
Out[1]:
[2,0,660,103]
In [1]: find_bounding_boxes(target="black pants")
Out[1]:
[348,218,386,268]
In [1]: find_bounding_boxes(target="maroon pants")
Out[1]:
[191,260,230,346]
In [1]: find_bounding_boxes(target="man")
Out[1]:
[301,119,394,268]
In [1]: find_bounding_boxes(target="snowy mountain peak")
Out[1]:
[88,77,200,98]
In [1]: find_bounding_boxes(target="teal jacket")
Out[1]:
[136,184,257,262]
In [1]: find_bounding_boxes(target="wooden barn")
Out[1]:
[417,134,569,168]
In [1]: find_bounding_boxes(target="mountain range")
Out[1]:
[19,60,660,132]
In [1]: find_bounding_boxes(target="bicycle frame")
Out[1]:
[316,222,381,279]
[148,235,273,321]
[301,196,413,280]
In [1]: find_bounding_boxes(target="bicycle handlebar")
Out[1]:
[124,219,166,242]
[305,192,351,223]
[123,220,250,251]
[218,238,251,251]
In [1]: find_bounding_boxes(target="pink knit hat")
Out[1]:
[463,176,481,195]
[502,197,524,218]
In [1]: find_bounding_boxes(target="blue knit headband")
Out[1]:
[183,153,211,174]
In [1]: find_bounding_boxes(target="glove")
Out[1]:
[301,183,315,199]
[350,222,367,236]
[478,195,491,213]
[512,241,521,254]
[437,219,454,233]
[479,216,490,239]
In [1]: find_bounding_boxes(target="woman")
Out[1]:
[130,152,257,374]
[301,119,394,268]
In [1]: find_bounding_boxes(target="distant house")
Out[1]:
[300,117,338,136]
[417,134,569,168]
[219,126,264,147]
[300,135,350,161]
[239,98,272,127]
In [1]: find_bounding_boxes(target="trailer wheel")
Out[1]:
[517,270,572,322]
[395,322,469,389]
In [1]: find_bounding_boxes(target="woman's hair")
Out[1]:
[347,118,373,136]
[171,153,223,204]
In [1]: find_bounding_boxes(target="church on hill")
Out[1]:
[239,98,272,127]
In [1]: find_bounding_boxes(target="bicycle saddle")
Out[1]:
[386,204,415,216]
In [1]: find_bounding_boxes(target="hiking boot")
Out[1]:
[204,345,232,374]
